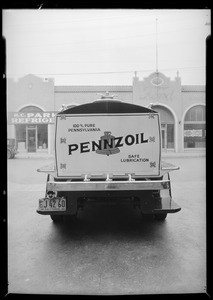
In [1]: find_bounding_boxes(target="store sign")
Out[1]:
[7,112,56,124]
[184,129,202,137]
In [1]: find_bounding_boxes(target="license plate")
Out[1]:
[39,197,66,211]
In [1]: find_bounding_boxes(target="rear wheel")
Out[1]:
[50,215,63,223]
[154,213,167,221]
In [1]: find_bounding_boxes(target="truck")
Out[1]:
[37,93,181,222]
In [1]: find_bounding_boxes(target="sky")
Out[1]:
[3,9,211,86]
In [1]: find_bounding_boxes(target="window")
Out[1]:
[20,105,43,113]
[185,105,205,122]
[37,124,48,149]
[16,124,26,150]
[184,105,205,148]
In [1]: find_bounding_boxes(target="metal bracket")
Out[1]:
[128,174,135,181]
[84,174,90,182]
[106,174,112,181]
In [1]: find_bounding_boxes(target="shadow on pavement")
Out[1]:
[51,202,168,243]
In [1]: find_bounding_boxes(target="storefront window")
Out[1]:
[15,106,48,152]
[16,124,26,150]
[184,105,205,148]
[184,123,206,148]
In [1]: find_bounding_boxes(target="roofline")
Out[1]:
[55,85,205,93]
[54,85,133,93]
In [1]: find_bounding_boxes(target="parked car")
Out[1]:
[7,138,17,159]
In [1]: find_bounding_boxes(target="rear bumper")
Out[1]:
[37,162,181,217]
[36,196,181,215]
[45,179,170,192]
[37,179,181,215]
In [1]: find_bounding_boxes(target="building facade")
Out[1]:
[7,73,205,155]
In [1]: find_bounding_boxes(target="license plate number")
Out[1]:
[39,197,66,211]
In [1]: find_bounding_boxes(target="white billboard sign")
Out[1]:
[55,114,161,177]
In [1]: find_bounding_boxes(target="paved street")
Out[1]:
[7,156,206,295]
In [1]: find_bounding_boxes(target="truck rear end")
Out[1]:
[37,96,181,222]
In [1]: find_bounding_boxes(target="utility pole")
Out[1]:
[156,18,158,73]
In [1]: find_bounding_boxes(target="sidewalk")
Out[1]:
[15,152,54,159]
[15,151,206,159]
[162,151,206,158]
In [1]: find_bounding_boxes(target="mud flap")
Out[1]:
[136,190,156,214]
[137,172,181,215]
[153,196,181,214]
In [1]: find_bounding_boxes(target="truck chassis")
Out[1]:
[37,161,181,222]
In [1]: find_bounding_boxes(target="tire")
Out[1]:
[50,215,63,223]
[7,149,12,159]
[154,213,167,221]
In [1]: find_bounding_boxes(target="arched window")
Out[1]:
[184,105,205,148]
[185,105,205,122]
[20,106,43,113]
[152,105,175,150]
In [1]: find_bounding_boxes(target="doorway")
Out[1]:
[161,126,167,150]
[27,126,37,152]
[152,105,175,151]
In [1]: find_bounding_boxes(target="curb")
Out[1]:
[162,152,205,158]
[15,154,54,159]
